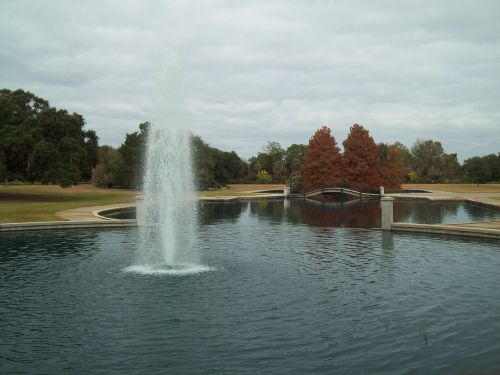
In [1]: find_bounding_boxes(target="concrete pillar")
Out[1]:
[380,196,394,230]
[136,195,145,226]
[284,186,290,198]
[379,186,385,196]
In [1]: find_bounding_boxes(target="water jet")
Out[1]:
[135,55,199,272]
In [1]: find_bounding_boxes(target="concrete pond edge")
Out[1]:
[1,193,499,240]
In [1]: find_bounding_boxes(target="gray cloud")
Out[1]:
[1,0,499,160]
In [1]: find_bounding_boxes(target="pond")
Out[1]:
[106,198,500,227]
[1,200,499,374]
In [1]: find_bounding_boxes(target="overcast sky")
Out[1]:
[1,0,499,160]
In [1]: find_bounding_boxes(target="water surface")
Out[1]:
[107,199,500,227]
[1,201,499,374]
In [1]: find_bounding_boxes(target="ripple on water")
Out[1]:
[1,212,500,375]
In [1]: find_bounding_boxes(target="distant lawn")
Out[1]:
[198,184,285,198]
[0,184,136,223]
[0,183,284,223]
[402,183,500,193]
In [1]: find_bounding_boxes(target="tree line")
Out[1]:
[1,89,499,189]
[91,123,248,190]
[0,89,97,187]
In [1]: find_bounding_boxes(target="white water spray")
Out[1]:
[135,54,200,272]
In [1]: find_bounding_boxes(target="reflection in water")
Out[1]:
[464,202,500,222]
[197,201,248,225]
[300,199,381,228]
[105,199,500,228]
[395,201,455,224]
[380,231,397,271]
[244,199,500,228]
[381,231,394,252]
[249,199,286,223]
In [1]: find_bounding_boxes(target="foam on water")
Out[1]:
[123,263,215,276]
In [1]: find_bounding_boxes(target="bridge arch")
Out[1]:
[289,187,380,199]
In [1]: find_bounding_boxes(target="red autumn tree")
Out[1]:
[301,126,343,190]
[342,124,382,192]
[380,144,405,190]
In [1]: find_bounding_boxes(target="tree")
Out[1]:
[117,122,149,188]
[0,89,98,187]
[192,135,217,190]
[248,141,286,182]
[0,88,49,129]
[431,153,460,182]
[212,150,247,185]
[410,139,444,182]
[485,153,500,182]
[272,159,286,182]
[301,126,342,190]
[342,124,382,192]
[379,144,405,190]
[463,156,492,184]
[191,135,247,190]
[92,146,124,187]
[256,169,272,184]
[83,130,99,180]
[285,144,307,175]
[265,141,285,164]
[393,141,413,179]
[0,149,6,182]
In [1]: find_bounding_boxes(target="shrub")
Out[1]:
[256,169,272,184]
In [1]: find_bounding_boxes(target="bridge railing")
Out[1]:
[288,187,381,199]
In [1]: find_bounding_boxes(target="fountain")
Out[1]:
[127,54,207,275]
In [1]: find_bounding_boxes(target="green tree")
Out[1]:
[191,135,247,190]
[116,122,149,188]
[248,141,286,182]
[0,89,98,186]
[0,149,6,182]
[410,139,444,182]
[463,156,492,184]
[393,141,413,179]
[256,169,272,184]
[285,144,307,175]
[272,159,286,182]
[83,130,99,180]
[92,146,124,187]
[266,141,285,163]
[431,153,460,182]
[213,150,247,185]
[485,153,500,181]
[192,135,217,190]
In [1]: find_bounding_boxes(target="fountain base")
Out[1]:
[123,263,215,276]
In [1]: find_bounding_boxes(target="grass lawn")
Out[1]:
[0,183,283,223]
[402,183,500,193]
[0,184,136,223]
[198,184,285,198]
